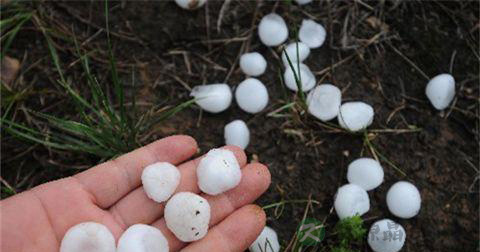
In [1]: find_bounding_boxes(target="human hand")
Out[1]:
[1,135,271,252]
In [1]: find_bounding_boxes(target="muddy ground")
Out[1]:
[2,1,479,251]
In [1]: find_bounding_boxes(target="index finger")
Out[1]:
[74,135,198,208]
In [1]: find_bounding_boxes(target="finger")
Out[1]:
[74,135,198,208]
[181,205,266,252]
[151,163,271,251]
[108,146,248,227]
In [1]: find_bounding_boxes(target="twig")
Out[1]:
[387,43,430,81]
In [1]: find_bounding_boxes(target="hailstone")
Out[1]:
[284,63,316,92]
[368,219,406,252]
[425,73,455,110]
[235,78,269,113]
[141,162,181,203]
[249,226,280,252]
[240,52,267,76]
[338,102,374,132]
[117,224,169,252]
[299,19,326,49]
[386,181,421,218]
[224,120,250,149]
[347,158,384,191]
[306,84,341,121]
[258,13,288,46]
[190,84,232,113]
[334,184,370,219]
[59,222,115,252]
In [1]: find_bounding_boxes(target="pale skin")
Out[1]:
[1,135,271,252]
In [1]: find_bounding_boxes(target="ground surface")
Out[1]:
[1,1,479,251]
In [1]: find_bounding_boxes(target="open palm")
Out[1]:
[1,135,271,252]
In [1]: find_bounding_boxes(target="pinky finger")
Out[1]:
[180,204,266,252]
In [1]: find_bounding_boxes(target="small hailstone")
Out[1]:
[306,84,341,121]
[164,192,211,242]
[224,120,250,149]
[235,78,269,113]
[284,63,316,92]
[258,13,288,47]
[294,0,312,5]
[175,0,206,10]
[299,19,326,49]
[249,226,280,252]
[141,162,181,203]
[334,184,370,219]
[59,222,115,252]
[190,84,232,113]
[117,224,169,252]
[240,52,267,76]
[338,102,374,132]
[368,219,406,252]
[197,148,242,195]
[387,181,421,218]
[281,42,311,66]
[425,73,455,110]
[347,158,384,191]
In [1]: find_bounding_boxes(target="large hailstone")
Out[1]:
[299,19,326,49]
[258,13,288,46]
[59,222,116,252]
[425,73,455,110]
[334,184,370,219]
[240,52,267,76]
[368,219,406,252]
[190,84,232,113]
[235,78,269,113]
[164,192,211,242]
[224,120,250,149]
[284,63,316,92]
[306,84,341,121]
[387,181,421,218]
[175,0,206,10]
[338,102,374,132]
[197,148,242,195]
[141,162,181,203]
[249,226,280,252]
[347,158,384,191]
[117,224,169,252]
[281,42,311,66]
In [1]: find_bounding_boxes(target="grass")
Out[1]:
[331,215,367,252]
[1,1,193,160]
[0,2,32,60]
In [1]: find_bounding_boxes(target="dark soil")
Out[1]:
[2,1,479,251]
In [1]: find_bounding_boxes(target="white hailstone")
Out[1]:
[347,158,384,191]
[284,63,316,92]
[258,13,289,46]
[224,120,250,149]
[141,162,181,203]
[368,219,406,252]
[306,84,341,121]
[59,222,115,252]
[190,84,232,113]
[249,226,280,252]
[425,73,455,110]
[338,102,374,132]
[299,19,326,49]
[240,52,267,76]
[294,0,312,5]
[117,224,169,252]
[387,181,421,218]
[334,184,370,219]
[196,148,241,195]
[235,78,269,113]
[281,42,311,66]
[175,0,206,10]
[164,192,211,242]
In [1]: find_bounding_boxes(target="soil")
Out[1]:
[2,1,479,251]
